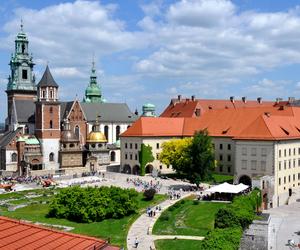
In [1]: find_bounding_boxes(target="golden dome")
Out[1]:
[86,131,107,143]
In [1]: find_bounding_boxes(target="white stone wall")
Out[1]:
[5,150,18,172]
[40,139,60,170]
[120,136,176,174]
[212,138,235,175]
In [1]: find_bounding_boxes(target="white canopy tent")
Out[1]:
[206,182,249,194]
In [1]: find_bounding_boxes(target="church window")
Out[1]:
[11,153,17,162]
[104,126,109,141]
[111,151,116,162]
[22,69,28,80]
[49,153,54,162]
[50,120,53,129]
[116,126,120,141]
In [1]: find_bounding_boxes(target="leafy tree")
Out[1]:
[139,144,155,176]
[143,188,156,200]
[187,130,215,186]
[159,138,192,174]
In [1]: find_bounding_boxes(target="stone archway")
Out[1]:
[123,164,131,174]
[145,164,153,174]
[132,165,140,175]
[239,175,252,187]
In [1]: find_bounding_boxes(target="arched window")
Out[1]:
[104,125,109,141]
[49,152,54,162]
[11,153,17,162]
[75,125,80,139]
[50,90,53,99]
[21,44,25,53]
[111,151,116,162]
[50,120,53,129]
[116,126,120,141]
[42,90,46,99]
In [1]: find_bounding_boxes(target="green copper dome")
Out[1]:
[142,103,156,117]
[143,103,155,109]
[83,60,103,103]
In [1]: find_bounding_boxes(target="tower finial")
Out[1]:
[20,18,23,32]
[92,53,95,70]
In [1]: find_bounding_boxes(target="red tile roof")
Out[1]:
[160,98,275,118]
[0,216,119,250]
[122,106,300,141]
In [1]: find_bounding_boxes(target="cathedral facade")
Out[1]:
[0,25,138,176]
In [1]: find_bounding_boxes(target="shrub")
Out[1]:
[199,227,243,250]
[143,188,156,200]
[48,186,139,223]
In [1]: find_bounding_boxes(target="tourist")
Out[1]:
[134,237,139,248]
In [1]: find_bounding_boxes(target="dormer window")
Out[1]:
[50,90,53,99]
[42,90,46,99]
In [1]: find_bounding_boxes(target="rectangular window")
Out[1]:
[251,148,257,156]
[125,154,127,160]
[279,149,281,158]
[219,154,223,161]
[279,161,281,171]
[135,154,138,160]
[279,178,281,186]
[135,143,138,149]
[156,143,159,149]
[261,161,266,171]
[298,148,300,155]
[227,166,231,173]
[125,143,127,149]
[227,144,231,150]
[298,159,300,167]
[289,175,291,182]
[284,160,287,170]
[293,174,295,181]
[289,160,291,169]
[294,148,296,155]
[284,149,286,157]
[289,149,291,156]
[294,159,296,168]
[219,165,223,172]
[251,160,257,170]
[130,143,132,149]
[242,147,247,156]
[219,144,223,150]
[22,69,28,79]
[242,160,247,170]
[261,148,267,156]
[284,176,286,184]
[227,155,231,162]
[130,154,132,160]
[298,173,300,180]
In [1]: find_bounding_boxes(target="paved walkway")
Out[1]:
[153,235,205,240]
[126,192,195,250]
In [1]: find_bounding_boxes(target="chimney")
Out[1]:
[230,96,235,103]
[288,97,295,104]
[257,97,262,104]
[242,96,246,103]
[191,95,195,101]
[178,95,181,101]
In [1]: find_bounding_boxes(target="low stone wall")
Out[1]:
[239,213,270,250]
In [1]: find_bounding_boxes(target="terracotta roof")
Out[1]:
[0,216,119,250]
[122,106,300,141]
[160,98,275,118]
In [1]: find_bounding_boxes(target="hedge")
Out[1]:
[48,186,139,223]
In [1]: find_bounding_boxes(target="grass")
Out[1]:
[153,198,228,236]
[155,239,203,250]
[2,193,166,248]
[211,173,234,184]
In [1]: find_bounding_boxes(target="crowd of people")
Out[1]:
[168,189,182,200]
[146,205,162,217]
[126,177,162,192]
[1,175,51,184]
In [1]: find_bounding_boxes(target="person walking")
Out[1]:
[134,237,139,248]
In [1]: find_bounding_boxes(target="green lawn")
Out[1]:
[211,173,234,184]
[1,191,166,248]
[155,239,203,250]
[153,199,228,236]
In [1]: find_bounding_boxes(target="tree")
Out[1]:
[188,130,215,186]
[159,138,192,174]
[139,144,155,176]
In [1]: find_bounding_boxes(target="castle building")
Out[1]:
[0,24,138,176]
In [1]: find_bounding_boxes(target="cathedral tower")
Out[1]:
[35,66,60,170]
[6,22,36,129]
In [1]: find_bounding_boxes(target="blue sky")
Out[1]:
[2,0,300,122]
